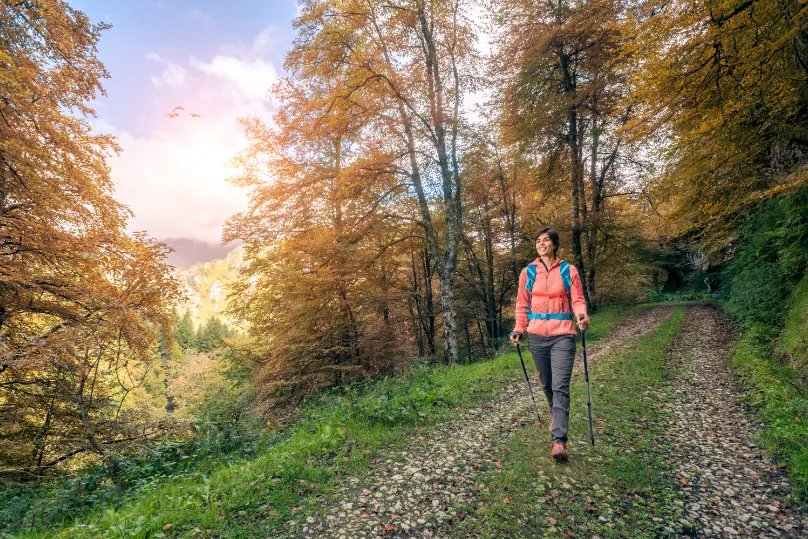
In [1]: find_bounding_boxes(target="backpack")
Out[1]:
[524,261,573,321]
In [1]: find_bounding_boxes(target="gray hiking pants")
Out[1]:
[526,333,576,444]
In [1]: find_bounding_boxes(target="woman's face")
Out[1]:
[536,233,554,257]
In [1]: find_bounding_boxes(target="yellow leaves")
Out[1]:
[627,0,808,238]
[1,2,183,471]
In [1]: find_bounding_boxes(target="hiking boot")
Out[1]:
[551,442,567,461]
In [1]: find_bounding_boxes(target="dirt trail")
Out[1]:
[666,305,808,537]
[289,306,675,538]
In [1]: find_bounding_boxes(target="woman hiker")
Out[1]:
[509,228,589,460]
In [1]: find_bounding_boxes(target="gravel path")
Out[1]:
[290,306,675,538]
[666,304,808,538]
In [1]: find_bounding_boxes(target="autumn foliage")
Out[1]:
[2,0,807,475]
[221,0,807,409]
[0,1,180,477]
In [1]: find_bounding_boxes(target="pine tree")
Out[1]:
[176,310,196,350]
[195,316,231,353]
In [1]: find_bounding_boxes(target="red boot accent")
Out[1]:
[551,442,567,460]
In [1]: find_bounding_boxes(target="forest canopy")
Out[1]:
[0,0,180,478]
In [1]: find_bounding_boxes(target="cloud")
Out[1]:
[251,26,282,56]
[189,9,211,22]
[102,29,283,243]
[101,116,250,243]
[146,52,190,88]
[190,55,278,101]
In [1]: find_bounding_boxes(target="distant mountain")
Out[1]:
[172,245,245,330]
[162,238,242,268]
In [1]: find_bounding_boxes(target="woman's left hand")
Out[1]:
[577,313,590,332]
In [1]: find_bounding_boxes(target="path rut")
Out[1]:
[666,305,808,537]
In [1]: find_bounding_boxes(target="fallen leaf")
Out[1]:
[163,524,172,531]
[550,518,557,525]
[504,497,511,503]
[679,477,688,486]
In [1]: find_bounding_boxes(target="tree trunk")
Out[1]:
[476,317,487,356]
[483,213,498,350]
[464,321,472,363]
[439,270,458,364]
[559,49,591,308]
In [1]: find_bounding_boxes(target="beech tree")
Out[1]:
[284,0,478,363]
[0,1,180,476]
[491,0,637,306]
[627,0,808,245]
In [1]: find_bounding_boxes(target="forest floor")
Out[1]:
[286,304,808,538]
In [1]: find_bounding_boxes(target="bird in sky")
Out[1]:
[190,113,202,118]
[172,106,185,112]
[165,112,179,118]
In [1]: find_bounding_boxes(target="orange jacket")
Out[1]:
[514,258,588,337]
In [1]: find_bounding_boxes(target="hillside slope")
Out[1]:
[172,246,244,328]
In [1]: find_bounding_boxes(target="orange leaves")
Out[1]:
[628,0,808,237]
[0,2,181,471]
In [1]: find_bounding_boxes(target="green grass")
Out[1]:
[4,304,648,538]
[731,326,808,501]
[719,273,808,502]
[452,307,687,538]
[777,274,808,379]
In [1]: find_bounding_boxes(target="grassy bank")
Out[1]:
[453,306,686,538]
[5,304,644,538]
[729,275,808,500]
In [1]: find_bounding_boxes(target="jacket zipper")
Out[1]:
[545,264,550,337]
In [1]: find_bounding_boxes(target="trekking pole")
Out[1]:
[514,337,544,428]
[579,314,595,446]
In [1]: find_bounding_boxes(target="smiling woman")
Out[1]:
[510,228,590,461]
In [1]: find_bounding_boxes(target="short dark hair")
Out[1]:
[536,227,560,256]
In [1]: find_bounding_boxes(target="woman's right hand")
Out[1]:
[509,331,522,346]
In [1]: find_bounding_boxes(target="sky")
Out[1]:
[70,0,300,246]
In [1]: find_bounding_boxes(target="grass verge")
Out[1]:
[730,324,808,501]
[452,306,686,538]
[6,304,646,539]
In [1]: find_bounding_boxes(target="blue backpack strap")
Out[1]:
[560,261,573,318]
[528,312,574,320]
[525,264,537,314]
[559,261,571,292]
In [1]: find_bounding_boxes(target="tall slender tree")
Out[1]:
[492,0,633,306]
[229,0,480,363]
